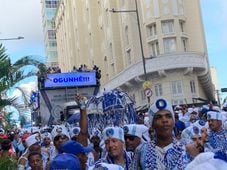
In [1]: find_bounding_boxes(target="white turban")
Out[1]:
[148,98,174,125]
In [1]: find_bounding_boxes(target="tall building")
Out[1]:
[210,66,220,104]
[41,0,60,67]
[54,0,215,106]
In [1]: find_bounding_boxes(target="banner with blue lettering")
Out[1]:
[44,72,97,88]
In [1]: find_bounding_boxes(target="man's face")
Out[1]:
[201,127,208,142]
[53,135,69,150]
[152,110,174,138]
[208,119,222,132]
[29,143,41,153]
[29,154,43,170]
[137,113,145,124]
[124,135,141,152]
[43,137,51,145]
[190,112,198,122]
[191,135,204,153]
[192,135,203,146]
[105,138,124,158]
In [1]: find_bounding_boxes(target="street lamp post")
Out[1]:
[0,36,24,41]
[110,0,151,104]
[110,0,147,81]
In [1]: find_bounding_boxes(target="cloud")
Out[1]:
[0,0,44,60]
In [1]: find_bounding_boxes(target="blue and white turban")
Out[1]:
[41,132,52,141]
[207,111,223,121]
[103,127,124,142]
[148,98,175,126]
[69,127,81,138]
[51,125,70,140]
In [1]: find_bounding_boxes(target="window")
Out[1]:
[111,63,115,75]
[172,80,183,95]
[155,84,163,97]
[148,41,159,57]
[190,80,196,93]
[163,38,176,53]
[126,49,132,65]
[179,20,185,32]
[109,43,113,59]
[48,30,56,39]
[49,41,57,47]
[182,38,188,52]
[45,0,59,8]
[125,26,129,45]
[172,99,184,105]
[162,20,174,34]
[147,23,157,37]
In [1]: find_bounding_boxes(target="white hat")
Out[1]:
[103,127,124,142]
[148,98,174,125]
[25,133,41,147]
[185,152,227,170]
[41,132,52,140]
[193,120,206,130]
[181,120,206,141]
[188,108,198,114]
[88,162,124,170]
[51,125,70,140]
[69,127,81,138]
[123,124,148,139]
[31,126,40,134]
[212,106,221,112]
[207,111,223,121]
[181,126,201,141]
[174,105,182,110]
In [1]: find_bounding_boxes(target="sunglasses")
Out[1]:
[124,135,137,141]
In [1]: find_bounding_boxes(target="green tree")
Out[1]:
[0,43,46,127]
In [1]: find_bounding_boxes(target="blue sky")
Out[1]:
[200,0,227,100]
[0,0,226,101]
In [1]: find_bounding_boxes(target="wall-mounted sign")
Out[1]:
[44,72,97,88]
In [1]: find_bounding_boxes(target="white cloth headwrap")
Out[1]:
[26,133,41,147]
[69,127,81,138]
[123,124,149,139]
[88,162,124,170]
[207,111,223,121]
[41,132,52,140]
[51,125,70,139]
[103,127,124,142]
[148,98,175,125]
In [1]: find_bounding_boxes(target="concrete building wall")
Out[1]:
[54,0,216,105]
[41,0,59,67]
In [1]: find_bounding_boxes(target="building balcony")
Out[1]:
[103,52,215,100]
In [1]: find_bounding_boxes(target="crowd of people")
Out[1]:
[0,94,227,170]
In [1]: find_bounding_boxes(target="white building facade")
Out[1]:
[41,0,60,67]
[54,0,215,106]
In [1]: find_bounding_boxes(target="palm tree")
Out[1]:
[0,43,46,127]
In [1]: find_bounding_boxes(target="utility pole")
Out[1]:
[110,0,151,104]
[110,0,147,80]
[0,36,24,41]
